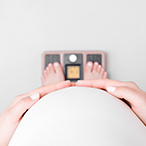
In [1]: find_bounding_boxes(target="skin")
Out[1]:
[0,80,72,146]
[0,63,146,145]
[76,79,146,126]
[41,61,107,86]
[0,61,107,146]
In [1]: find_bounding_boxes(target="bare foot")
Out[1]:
[84,61,107,80]
[41,62,65,86]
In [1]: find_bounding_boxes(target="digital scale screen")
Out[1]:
[67,66,80,79]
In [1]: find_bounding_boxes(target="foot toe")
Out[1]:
[54,62,63,73]
[41,75,45,85]
[43,70,48,79]
[48,63,55,73]
[97,64,102,73]
[46,66,50,76]
[85,61,93,72]
[100,68,105,77]
[103,72,108,78]
[93,62,98,72]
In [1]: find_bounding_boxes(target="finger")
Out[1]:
[71,82,76,86]
[107,86,146,108]
[30,80,72,98]
[76,79,140,91]
[76,79,122,89]
[107,86,146,125]
[8,93,40,122]
[11,80,72,107]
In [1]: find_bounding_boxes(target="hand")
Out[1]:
[76,79,146,126]
[0,80,72,146]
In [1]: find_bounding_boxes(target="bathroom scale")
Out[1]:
[42,51,105,82]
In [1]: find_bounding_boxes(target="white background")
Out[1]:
[0,0,146,113]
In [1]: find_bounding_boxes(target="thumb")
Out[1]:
[106,86,143,108]
[9,93,40,122]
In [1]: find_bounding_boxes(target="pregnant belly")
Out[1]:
[9,87,146,146]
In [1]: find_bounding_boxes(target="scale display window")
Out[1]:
[67,65,80,79]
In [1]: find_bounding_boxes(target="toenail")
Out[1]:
[49,63,52,66]
[87,62,93,67]
[54,62,59,67]
[99,65,101,68]
[94,62,98,65]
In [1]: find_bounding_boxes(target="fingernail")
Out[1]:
[54,62,59,67]
[107,86,116,92]
[87,62,93,67]
[30,93,40,100]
